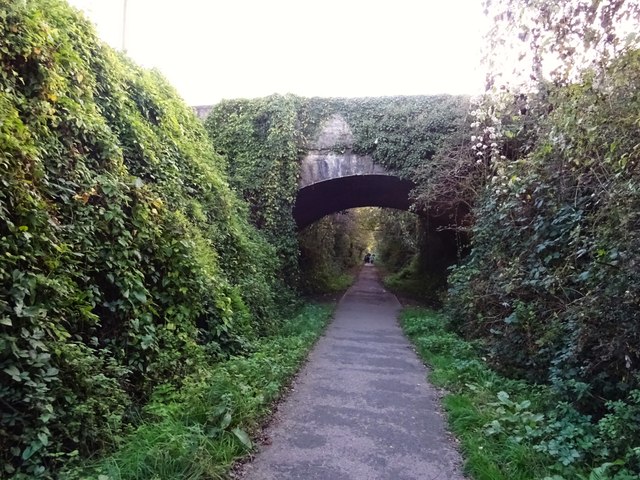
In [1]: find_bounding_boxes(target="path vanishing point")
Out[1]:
[240,266,466,480]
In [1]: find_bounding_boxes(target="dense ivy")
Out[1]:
[0,1,288,477]
[300,96,470,175]
[447,51,640,408]
[204,95,304,286]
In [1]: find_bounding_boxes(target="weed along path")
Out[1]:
[241,265,465,480]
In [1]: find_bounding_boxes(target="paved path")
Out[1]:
[241,266,465,480]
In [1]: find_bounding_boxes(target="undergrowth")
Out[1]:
[65,303,333,480]
[401,308,640,480]
[307,271,353,294]
[383,266,445,307]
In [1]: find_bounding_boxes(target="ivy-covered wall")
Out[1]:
[0,1,288,476]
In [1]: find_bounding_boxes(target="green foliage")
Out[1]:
[68,303,332,480]
[203,94,303,287]
[438,2,640,416]
[383,258,448,306]
[372,209,458,305]
[0,1,290,477]
[298,210,370,294]
[446,50,640,406]
[401,308,640,479]
[374,209,420,272]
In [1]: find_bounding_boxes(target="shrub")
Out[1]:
[0,1,288,476]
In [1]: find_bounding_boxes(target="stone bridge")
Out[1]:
[195,103,459,269]
[294,114,413,229]
[194,106,421,230]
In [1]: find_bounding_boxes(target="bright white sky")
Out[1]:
[66,0,488,106]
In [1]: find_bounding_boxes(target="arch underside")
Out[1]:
[293,174,414,229]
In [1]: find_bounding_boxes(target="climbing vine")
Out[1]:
[0,1,287,477]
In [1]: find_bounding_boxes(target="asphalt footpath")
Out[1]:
[240,265,466,480]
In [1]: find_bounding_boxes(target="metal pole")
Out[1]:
[122,0,128,52]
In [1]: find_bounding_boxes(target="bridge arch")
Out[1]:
[294,114,415,229]
[293,175,413,229]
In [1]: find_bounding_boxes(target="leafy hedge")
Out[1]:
[0,1,289,477]
[447,50,640,408]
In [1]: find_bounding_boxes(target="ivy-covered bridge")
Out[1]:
[201,95,469,231]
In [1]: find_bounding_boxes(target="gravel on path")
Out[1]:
[241,265,466,480]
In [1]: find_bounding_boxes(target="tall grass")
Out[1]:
[67,304,332,480]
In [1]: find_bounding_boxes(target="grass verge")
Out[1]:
[67,304,333,480]
[401,308,640,480]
